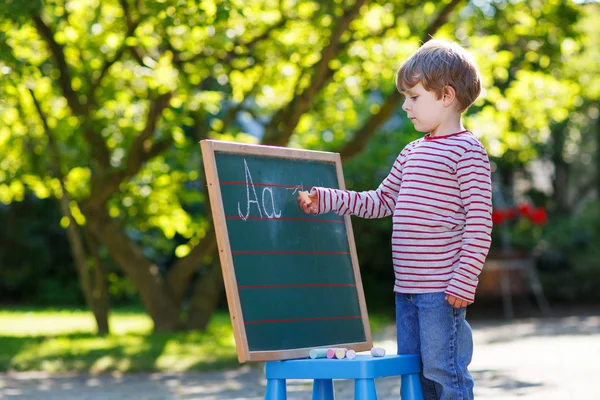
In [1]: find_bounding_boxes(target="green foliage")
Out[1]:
[0,0,43,21]
[0,0,598,318]
[538,201,600,302]
[0,195,144,306]
[0,195,81,304]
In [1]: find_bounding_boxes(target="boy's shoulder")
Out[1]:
[398,132,488,159]
[438,131,488,156]
[401,137,425,153]
[458,132,488,155]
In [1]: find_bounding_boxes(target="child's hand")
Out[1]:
[297,189,319,215]
[445,294,471,309]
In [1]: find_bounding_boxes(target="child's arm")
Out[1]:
[445,144,493,304]
[298,154,404,218]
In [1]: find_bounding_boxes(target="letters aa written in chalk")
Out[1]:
[237,159,285,221]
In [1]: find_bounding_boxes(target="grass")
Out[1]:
[0,307,392,374]
[0,307,238,373]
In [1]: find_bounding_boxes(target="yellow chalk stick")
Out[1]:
[335,348,346,359]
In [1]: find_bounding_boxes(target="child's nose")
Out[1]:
[402,100,410,111]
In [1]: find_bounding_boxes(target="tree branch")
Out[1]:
[126,92,172,172]
[261,0,367,146]
[340,94,402,161]
[220,68,266,134]
[33,14,111,167]
[89,18,142,100]
[32,15,84,116]
[167,225,218,305]
[87,93,172,211]
[421,0,463,43]
[185,16,288,65]
[339,0,465,160]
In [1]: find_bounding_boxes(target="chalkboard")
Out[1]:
[200,140,372,362]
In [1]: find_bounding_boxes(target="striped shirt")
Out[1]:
[314,130,493,302]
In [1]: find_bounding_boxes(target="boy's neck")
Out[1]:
[429,116,465,138]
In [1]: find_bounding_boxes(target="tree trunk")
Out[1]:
[185,261,224,330]
[29,87,111,334]
[84,227,110,333]
[86,208,182,332]
[60,196,110,333]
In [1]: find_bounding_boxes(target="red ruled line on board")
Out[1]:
[245,315,361,325]
[231,251,350,255]
[238,283,356,289]
[225,215,344,223]
[220,181,307,189]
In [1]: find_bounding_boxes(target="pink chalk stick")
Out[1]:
[326,348,337,359]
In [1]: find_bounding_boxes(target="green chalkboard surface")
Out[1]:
[201,140,372,362]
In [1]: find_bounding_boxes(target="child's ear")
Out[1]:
[442,86,456,107]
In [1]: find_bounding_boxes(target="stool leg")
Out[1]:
[354,378,377,400]
[401,373,424,400]
[500,272,514,319]
[526,264,552,316]
[312,379,334,400]
[265,378,287,400]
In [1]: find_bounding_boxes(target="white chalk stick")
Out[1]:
[370,347,386,357]
[346,349,356,360]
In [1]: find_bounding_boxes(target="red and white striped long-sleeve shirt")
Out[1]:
[314,130,493,303]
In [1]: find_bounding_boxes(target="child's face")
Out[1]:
[401,83,447,134]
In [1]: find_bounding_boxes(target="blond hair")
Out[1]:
[396,39,481,112]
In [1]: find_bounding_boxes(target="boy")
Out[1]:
[298,39,492,400]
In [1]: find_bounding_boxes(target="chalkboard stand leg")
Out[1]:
[401,373,424,400]
[265,378,287,400]
[354,378,377,400]
[312,379,334,399]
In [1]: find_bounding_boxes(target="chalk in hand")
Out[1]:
[370,347,386,357]
[299,190,312,204]
[309,348,328,359]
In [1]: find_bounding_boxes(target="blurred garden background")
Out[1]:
[0,0,599,376]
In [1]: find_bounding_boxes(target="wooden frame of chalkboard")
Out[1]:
[201,140,372,362]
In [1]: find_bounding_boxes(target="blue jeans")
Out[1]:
[395,292,474,400]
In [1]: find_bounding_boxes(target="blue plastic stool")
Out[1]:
[264,354,423,400]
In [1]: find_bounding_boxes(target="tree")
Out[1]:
[0,0,591,331]
[0,0,466,331]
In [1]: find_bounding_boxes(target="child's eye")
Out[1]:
[411,96,418,100]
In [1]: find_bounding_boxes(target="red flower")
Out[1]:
[530,207,548,225]
[517,203,533,217]
[492,210,505,225]
[504,209,518,219]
